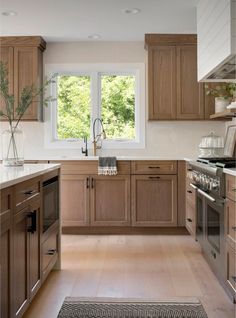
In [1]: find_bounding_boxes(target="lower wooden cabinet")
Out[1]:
[61,175,89,227]
[185,179,197,238]
[42,226,59,281]
[90,175,130,226]
[61,174,131,227]
[131,175,177,226]
[13,199,41,318]
[226,243,236,297]
[0,188,12,318]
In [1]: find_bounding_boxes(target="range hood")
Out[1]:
[197,0,236,82]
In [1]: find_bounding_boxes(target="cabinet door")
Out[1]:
[0,188,12,318]
[61,175,89,226]
[0,47,14,117]
[176,46,204,119]
[13,206,29,317]
[131,175,177,226]
[148,46,176,120]
[28,199,41,299]
[14,47,42,120]
[90,175,131,226]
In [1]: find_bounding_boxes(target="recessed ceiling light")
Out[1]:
[122,8,141,15]
[2,11,17,16]
[88,34,101,39]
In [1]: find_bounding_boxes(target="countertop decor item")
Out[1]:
[198,131,224,158]
[205,83,236,113]
[0,62,55,166]
[224,124,236,157]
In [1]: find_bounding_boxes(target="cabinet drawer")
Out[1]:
[0,187,12,215]
[186,181,197,208]
[186,201,196,237]
[226,174,236,202]
[15,179,40,209]
[42,228,58,275]
[226,244,236,292]
[131,161,177,175]
[225,199,236,246]
[51,160,130,175]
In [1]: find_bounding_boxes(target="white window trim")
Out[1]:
[44,63,146,149]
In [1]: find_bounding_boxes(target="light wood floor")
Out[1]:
[24,235,235,318]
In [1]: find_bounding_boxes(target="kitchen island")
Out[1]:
[0,164,61,318]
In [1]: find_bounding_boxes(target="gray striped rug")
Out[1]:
[57,297,208,318]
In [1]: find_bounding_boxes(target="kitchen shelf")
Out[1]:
[210,109,236,120]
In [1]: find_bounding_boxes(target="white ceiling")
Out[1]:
[0,0,199,42]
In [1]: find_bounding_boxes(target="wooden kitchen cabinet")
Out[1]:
[145,34,216,120]
[61,174,90,227]
[13,198,41,318]
[224,174,236,302]
[0,36,46,121]
[176,46,204,119]
[0,187,12,318]
[131,175,177,226]
[185,178,197,238]
[90,175,131,226]
[59,161,131,228]
[0,168,60,318]
[147,45,177,119]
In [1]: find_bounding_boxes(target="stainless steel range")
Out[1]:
[188,157,236,281]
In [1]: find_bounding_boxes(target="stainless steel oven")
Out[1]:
[196,188,225,277]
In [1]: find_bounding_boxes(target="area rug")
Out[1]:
[57,297,208,318]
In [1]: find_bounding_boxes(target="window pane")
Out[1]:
[57,75,91,139]
[101,75,135,139]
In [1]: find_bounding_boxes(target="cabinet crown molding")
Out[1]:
[145,34,197,49]
[0,36,46,51]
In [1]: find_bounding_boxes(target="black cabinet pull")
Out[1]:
[149,176,160,179]
[148,166,160,169]
[47,249,57,255]
[232,276,236,282]
[86,178,90,189]
[23,189,36,195]
[187,218,192,223]
[211,250,216,259]
[27,211,37,234]
[187,190,192,194]
[91,178,94,189]
[232,226,236,231]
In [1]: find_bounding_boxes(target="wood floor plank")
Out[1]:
[23,235,235,318]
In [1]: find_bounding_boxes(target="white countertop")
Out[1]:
[30,156,191,161]
[223,168,236,177]
[0,164,60,189]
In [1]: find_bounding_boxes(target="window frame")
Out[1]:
[44,63,145,149]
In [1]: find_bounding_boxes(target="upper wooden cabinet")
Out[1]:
[0,36,46,121]
[145,34,215,120]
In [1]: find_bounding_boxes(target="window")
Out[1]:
[45,64,145,149]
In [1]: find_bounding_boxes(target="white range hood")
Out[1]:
[197,0,236,82]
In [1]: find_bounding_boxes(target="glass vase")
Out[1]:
[2,126,24,166]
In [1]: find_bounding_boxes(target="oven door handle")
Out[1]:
[190,183,197,190]
[197,188,216,202]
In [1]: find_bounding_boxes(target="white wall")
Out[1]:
[0,41,225,159]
